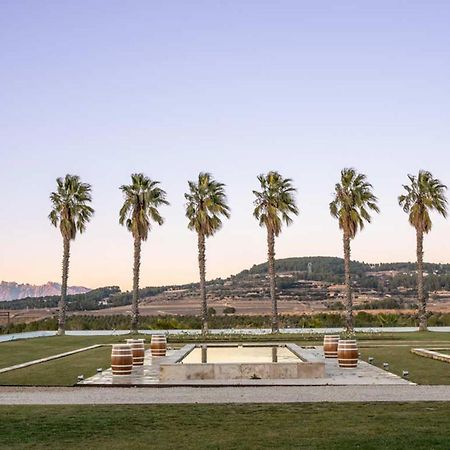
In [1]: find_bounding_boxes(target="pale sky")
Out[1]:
[1,1,450,290]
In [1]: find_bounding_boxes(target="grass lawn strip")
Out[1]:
[0,403,450,449]
[0,344,102,374]
[359,346,450,385]
[0,335,131,369]
[0,346,113,386]
[411,348,450,364]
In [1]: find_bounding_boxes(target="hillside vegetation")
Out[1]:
[3,311,450,334]
[3,256,450,313]
[240,256,450,278]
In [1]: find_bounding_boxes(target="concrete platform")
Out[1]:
[79,345,413,386]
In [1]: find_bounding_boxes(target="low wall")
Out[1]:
[411,348,450,364]
[159,343,325,381]
[160,361,325,381]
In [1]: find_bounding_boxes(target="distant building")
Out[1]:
[327,284,346,298]
[366,270,402,278]
[432,290,450,297]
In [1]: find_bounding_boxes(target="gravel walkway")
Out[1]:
[1,385,450,404]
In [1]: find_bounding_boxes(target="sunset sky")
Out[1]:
[1,1,450,291]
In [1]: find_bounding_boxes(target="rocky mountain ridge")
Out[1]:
[0,281,90,301]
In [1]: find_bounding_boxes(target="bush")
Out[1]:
[3,311,450,334]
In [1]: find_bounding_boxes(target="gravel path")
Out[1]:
[1,385,450,404]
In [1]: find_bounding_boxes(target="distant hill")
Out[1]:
[0,281,90,301]
[239,256,370,278]
[0,286,157,311]
[237,256,450,278]
[3,256,450,312]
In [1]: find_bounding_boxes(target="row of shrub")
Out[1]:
[2,311,450,334]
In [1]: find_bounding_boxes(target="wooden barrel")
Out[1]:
[337,339,358,368]
[150,334,167,357]
[126,339,145,366]
[323,335,339,358]
[111,344,133,375]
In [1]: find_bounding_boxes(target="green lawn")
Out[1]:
[0,335,132,369]
[1,403,450,449]
[0,346,113,386]
[359,345,450,385]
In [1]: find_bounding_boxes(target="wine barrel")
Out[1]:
[126,339,145,366]
[111,344,133,375]
[337,339,358,368]
[151,334,167,357]
[323,335,339,358]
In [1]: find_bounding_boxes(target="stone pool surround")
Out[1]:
[411,348,450,364]
[159,343,325,381]
[79,344,413,386]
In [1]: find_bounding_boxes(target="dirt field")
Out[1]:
[2,298,321,324]
[3,296,450,325]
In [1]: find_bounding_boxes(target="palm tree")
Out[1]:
[119,173,169,332]
[185,172,230,335]
[49,174,94,336]
[399,170,447,331]
[253,171,298,333]
[329,168,379,332]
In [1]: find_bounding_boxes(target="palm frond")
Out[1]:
[252,171,299,237]
[48,174,94,240]
[119,173,169,241]
[398,170,447,234]
[184,172,231,237]
[329,168,379,239]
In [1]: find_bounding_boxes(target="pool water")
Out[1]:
[180,345,301,364]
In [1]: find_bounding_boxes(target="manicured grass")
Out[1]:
[0,335,133,369]
[0,346,113,386]
[359,345,450,385]
[1,403,450,449]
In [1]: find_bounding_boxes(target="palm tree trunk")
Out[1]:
[198,232,208,335]
[417,228,427,331]
[267,228,278,333]
[343,232,353,332]
[58,237,70,336]
[131,236,141,332]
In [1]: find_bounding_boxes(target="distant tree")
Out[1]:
[253,171,298,333]
[399,170,447,331]
[223,306,236,314]
[49,175,94,335]
[330,168,379,332]
[185,172,230,335]
[119,173,168,332]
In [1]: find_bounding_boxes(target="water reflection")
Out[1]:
[201,345,207,363]
[182,345,299,364]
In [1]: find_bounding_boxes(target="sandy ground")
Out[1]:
[3,297,450,325]
[3,298,323,324]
